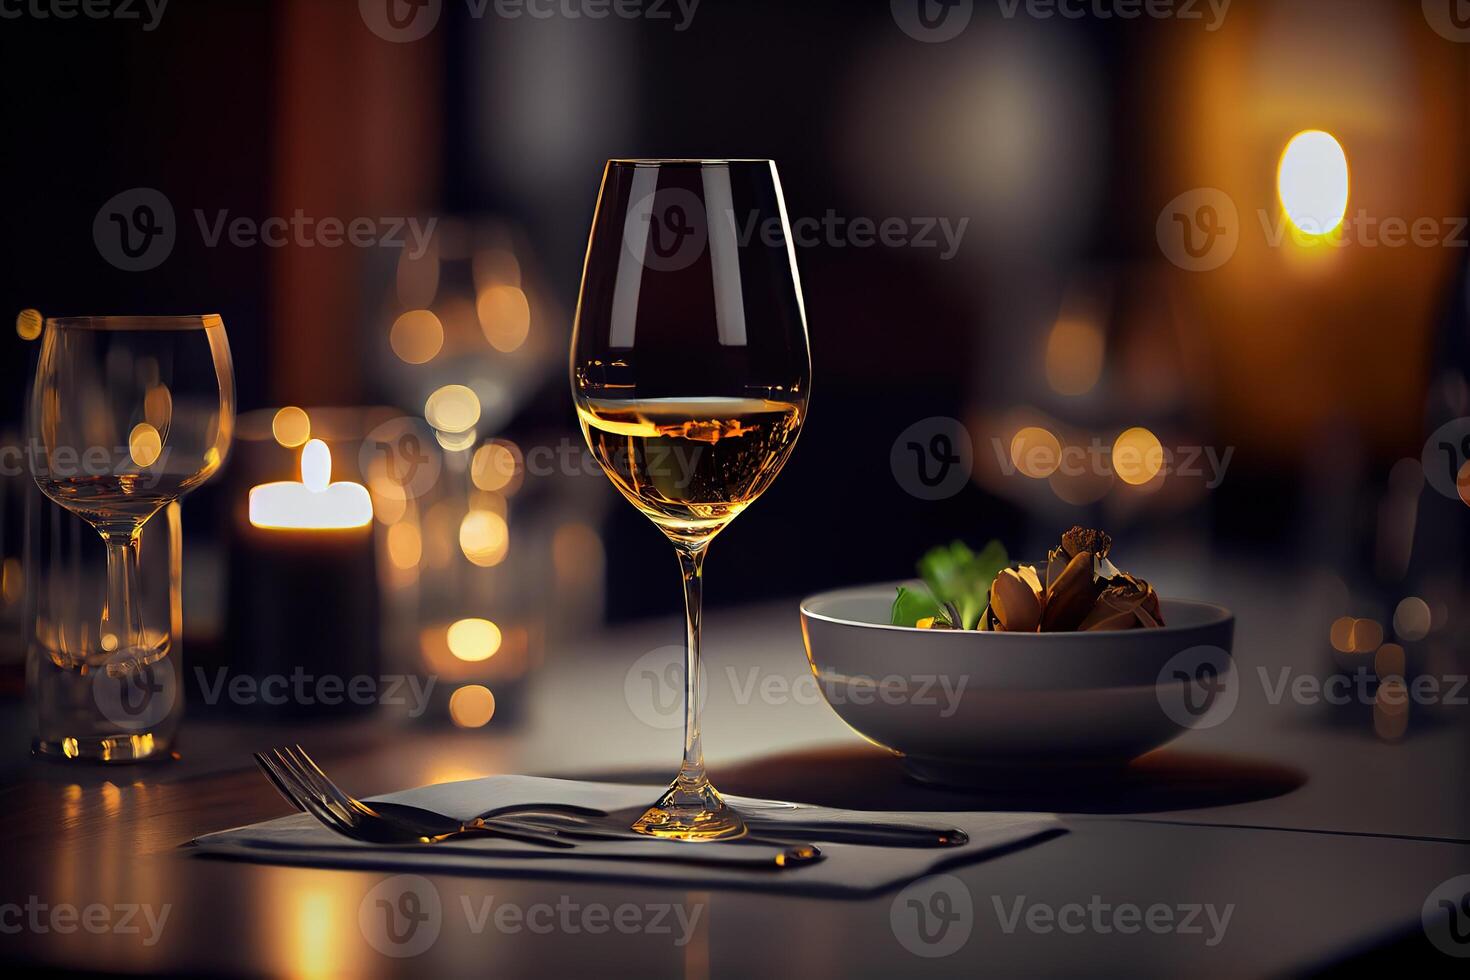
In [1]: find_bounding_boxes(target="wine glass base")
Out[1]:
[631,776,748,841]
[32,731,174,764]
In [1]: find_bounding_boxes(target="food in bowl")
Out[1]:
[891,526,1164,633]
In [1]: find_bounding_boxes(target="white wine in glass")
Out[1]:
[572,160,811,840]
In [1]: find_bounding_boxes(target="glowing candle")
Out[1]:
[248,439,373,530]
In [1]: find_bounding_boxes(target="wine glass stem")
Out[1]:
[675,541,709,784]
[101,528,144,659]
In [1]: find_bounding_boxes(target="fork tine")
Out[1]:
[253,752,305,812]
[269,748,356,825]
[286,744,376,818]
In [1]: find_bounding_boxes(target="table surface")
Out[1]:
[2,560,1468,977]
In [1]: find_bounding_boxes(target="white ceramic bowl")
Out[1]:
[799,582,1235,786]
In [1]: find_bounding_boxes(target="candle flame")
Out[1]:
[302,439,331,492]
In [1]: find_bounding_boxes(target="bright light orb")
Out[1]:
[1277,130,1349,237]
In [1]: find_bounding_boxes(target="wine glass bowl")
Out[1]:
[29,315,235,671]
[572,160,811,839]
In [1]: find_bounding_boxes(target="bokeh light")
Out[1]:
[1392,597,1431,642]
[471,440,521,493]
[386,522,422,569]
[272,406,311,448]
[446,618,502,662]
[459,509,508,567]
[1009,427,1062,479]
[16,308,42,341]
[1277,130,1349,236]
[1112,427,1164,486]
[449,685,496,728]
[128,422,162,467]
[476,285,531,352]
[389,309,444,365]
[425,385,481,434]
[1045,317,1104,396]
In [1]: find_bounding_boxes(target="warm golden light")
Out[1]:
[1329,616,1356,653]
[249,439,373,530]
[1374,642,1405,678]
[389,309,444,364]
[1009,427,1062,479]
[1458,460,1470,508]
[1349,618,1383,654]
[144,384,172,430]
[272,406,311,448]
[128,422,162,467]
[446,618,502,662]
[471,441,519,492]
[458,509,508,567]
[449,685,496,727]
[1045,317,1104,396]
[434,428,477,452]
[1277,130,1349,237]
[1,557,22,605]
[386,522,422,569]
[16,308,42,341]
[424,384,481,434]
[1112,427,1164,486]
[477,285,531,352]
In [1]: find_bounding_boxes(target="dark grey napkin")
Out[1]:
[187,775,1064,897]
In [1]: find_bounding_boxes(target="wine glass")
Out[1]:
[571,160,811,840]
[28,315,235,673]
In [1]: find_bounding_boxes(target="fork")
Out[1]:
[254,746,578,848]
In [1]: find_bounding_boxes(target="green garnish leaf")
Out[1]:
[891,586,944,627]
[914,539,1010,629]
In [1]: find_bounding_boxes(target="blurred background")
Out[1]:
[0,0,1467,745]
